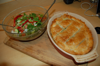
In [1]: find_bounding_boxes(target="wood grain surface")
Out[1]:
[4,30,88,66]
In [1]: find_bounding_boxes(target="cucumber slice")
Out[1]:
[15,29,19,33]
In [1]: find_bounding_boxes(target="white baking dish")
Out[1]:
[47,11,99,63]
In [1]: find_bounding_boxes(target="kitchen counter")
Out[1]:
[0,0,100,66]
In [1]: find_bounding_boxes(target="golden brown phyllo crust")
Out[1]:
[50,14,93,55]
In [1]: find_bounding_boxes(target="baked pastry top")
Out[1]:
[50,14,93,55]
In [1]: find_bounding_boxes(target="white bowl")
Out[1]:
[47,11,99,63]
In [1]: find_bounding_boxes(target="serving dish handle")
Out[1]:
[72,50,99,63]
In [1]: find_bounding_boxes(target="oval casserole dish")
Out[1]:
[47,12,99,63]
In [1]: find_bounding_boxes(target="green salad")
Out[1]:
[11,13,46,36]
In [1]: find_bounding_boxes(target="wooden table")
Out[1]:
[0,0,100,66]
